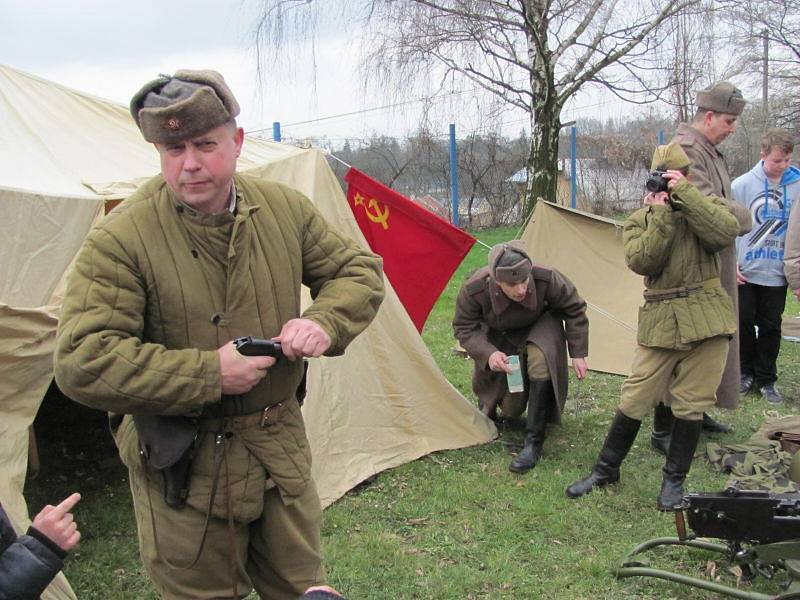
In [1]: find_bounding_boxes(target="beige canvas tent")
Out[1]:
[520,201,644,376]
[0,64,496,599]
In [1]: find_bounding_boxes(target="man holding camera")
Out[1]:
[647,82,753,451]
[54,70,385,599]
[566,143,739,510]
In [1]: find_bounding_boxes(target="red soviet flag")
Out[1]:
[344,167,476,332]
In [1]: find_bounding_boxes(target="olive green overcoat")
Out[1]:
[671,123,752,408]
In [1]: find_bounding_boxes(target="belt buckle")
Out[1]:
[260,402,283,427]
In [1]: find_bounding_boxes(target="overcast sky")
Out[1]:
[2,0,636,145]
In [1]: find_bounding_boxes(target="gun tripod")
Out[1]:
[616,488,800,599]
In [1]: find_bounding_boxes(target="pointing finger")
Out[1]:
[51,493,81,517]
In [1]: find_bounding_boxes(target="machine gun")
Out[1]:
[617,484,800,599]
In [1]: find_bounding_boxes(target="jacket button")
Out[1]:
[211,313,223,325]
[190,249,199,258]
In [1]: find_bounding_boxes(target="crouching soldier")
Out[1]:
[566,143,739,510]
[453,241,589,474]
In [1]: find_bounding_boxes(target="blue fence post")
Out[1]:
[449,124,459,226]
[570,125,577,209]
[272,122,282,143]
[657,130,665,145]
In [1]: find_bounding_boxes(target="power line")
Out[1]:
[246,84,492,135]
[250,87,658,144]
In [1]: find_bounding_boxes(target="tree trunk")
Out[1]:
[524,103,561,216]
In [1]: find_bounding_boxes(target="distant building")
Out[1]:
[413,194,449,219]
[411,194,494,229]
[510,160,646,215]
[508,166,579,209]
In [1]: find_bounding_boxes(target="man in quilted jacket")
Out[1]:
[566,143,739,511]
[54,70,384,599]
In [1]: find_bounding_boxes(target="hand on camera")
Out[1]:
[662,169,685,189]
[644,191,670,206]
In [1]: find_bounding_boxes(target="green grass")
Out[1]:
[26,225,800,599]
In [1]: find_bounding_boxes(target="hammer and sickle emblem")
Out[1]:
[166,117,181,130]
[354,193,390,230]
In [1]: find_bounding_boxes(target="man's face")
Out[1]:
[498,279,529,303]
[703,112,738,146]
[155,123,244,214]
[761,148,793,181]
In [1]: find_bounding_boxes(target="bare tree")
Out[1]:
[573,115,664,215]
[654,0,724,122]
[719,0,800,128]
[458,133,526,227]
[362,135,412,186]
[252,0,699,216]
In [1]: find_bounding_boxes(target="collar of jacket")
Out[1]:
[678,122,724,159]
[167,178,261,259]
[168,178,261,223]
[488,275,538,314]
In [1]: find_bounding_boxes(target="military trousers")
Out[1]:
[120,418,325,600]
[618,336,730,421]
[499,343,550,417]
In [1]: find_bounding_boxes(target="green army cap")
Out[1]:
[130,69,240,144]
[489,240,532,283]
[651,143,691,171]
[696,81,746,115]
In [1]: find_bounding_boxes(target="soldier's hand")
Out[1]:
[663,169,685,189]
[32,492,81,551]
[218,340,275,395]
[488,351,512,373]
[794,288,800,302]
[277,318,331,360]
[572,357,588,380]
[644,191,669,206]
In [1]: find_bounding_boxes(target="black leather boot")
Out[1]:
[566,411,641,498]
[650,403,673,456]
[480,402,498,422]
[657,417,702,511]
[509,379,552,473]
[701,412,731,434]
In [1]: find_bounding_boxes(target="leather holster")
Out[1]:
[133,415,199,509]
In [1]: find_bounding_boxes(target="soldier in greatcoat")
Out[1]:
[648,81,753,453]
[453,241,589,474]
[566,144,740,510]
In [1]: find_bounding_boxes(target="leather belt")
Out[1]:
[198,400,291,432]
[643,277,721,301]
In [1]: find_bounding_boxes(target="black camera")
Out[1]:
[645,169,669,194]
